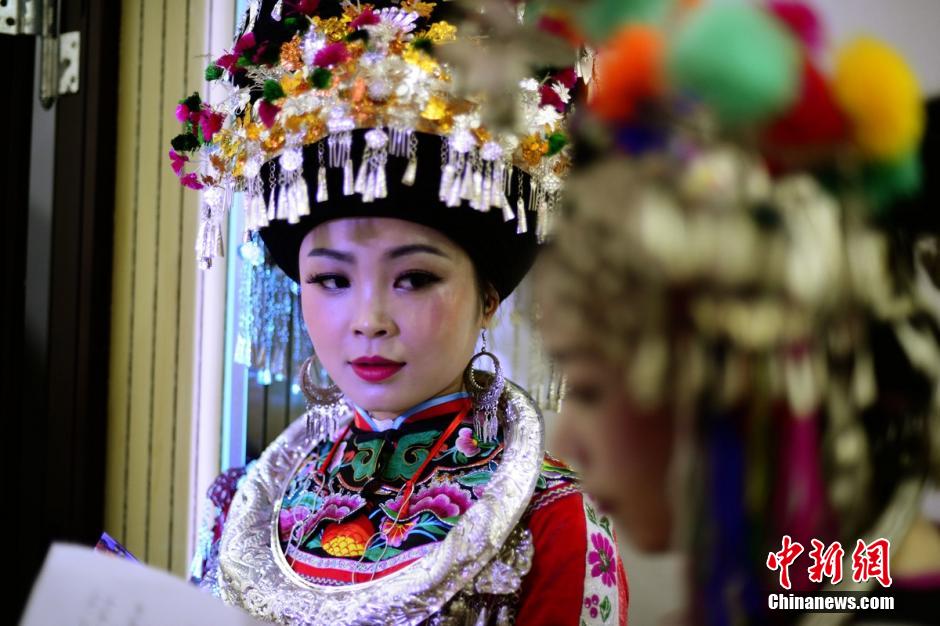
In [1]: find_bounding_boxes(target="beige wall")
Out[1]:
[105,0,233,576]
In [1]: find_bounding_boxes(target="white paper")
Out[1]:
[20,543,267,626]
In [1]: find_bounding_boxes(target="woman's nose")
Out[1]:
[351,295,396,338]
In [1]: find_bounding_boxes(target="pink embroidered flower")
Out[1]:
[387,482,472,521]
[168,149,188,176]
[583,594,600,619]
[180,172,204,190]
[199,110,224,142]
[258,100,281,128]
[455,427,480,457]
[314,42,350,68]
[350,8,380,30]
[309,493,365,526]
[379,517,416,548]
[278,505,312,541]
[588,532,616,587]
[285,493,366,542]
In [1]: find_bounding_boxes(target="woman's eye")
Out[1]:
[305,273,350,290]
[394,271,441,290]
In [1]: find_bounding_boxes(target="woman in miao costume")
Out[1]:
[171,1,628,624]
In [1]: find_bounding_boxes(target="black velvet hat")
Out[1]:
[258,129,539,301]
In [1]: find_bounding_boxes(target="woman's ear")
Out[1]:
[481,285,500,326]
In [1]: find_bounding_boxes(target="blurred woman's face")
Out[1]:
[533,252,676,551]
[298,217,491,420]
[548,344,676,553]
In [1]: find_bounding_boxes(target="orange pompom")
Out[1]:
[589,25,665,123]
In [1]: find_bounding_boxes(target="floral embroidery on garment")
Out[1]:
[275,401,505,583]
[580,496,622,625]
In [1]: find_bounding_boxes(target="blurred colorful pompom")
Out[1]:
[589,25,664,123]
[863,150,922,211]
[767,0,825,56]
[833,36,924,162]
[763,58,848,154]
[668,3,800,126]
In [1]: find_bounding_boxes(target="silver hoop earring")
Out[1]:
[301,355,345,442]
[464,329,504,444]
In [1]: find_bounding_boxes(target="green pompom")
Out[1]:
[237,55,252,68]
[411,37,433,53]
[263,79,285,102]
[311,67,332,90]
[667,4,800,126]
[284,16,302,30]
[204,64,223,81]
[864,151,922,213]
[547,132,568,156]
[171,132,199,152]
[180,92,201,111]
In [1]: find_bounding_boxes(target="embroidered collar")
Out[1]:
[219,376,544,624]
[351,392,472,432]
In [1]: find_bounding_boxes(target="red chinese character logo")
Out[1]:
[851,538,892,587]
[767,535,804,589]
[807,539,844,584]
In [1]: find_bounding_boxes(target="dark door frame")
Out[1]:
[5,1,122,617]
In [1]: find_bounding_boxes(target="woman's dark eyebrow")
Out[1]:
[386,244,449,260]
[307,248,354,262]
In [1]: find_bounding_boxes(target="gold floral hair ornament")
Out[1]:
[169,0,577,269]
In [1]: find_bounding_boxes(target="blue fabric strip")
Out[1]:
[354,390,472,431]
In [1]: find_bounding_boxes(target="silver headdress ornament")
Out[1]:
[169,0,576,270]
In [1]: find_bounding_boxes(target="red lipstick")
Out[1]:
[349,356,405,382]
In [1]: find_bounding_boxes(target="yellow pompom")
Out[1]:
[833,36,923,161]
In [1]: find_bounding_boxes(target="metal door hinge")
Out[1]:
[0,0,38,35]
[1,0,80,108]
